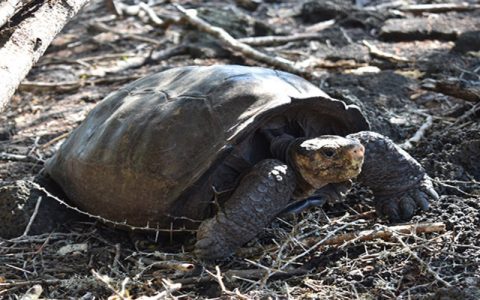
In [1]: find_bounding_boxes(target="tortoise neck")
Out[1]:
[269,135,317,199]
[269,133,297,162]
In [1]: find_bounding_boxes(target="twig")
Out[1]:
[238,32,327,47]
[434,180,479,198]
[39,132,70,149]
[0,152,43,163]
[91,269,127,300]
[400,3,480,14]
[0,0,20,28]
[173,4,308,77]
[89,45,187,76]
[206,266,229,295]
[400,115,434,150]
[362,40,409,63]
[89,22,164,45]
[135,279,182,300]
[20,197,43,237]
[389,230,452,287]
[19,284,43,300]
[305,222,446,247]
[0,279,65,288]
[111,1,165,27]
[281,220,363,270]
[176,267,309,285]
[421,78,480,102]
[137,2,164,26]
[19,75,142,93]
[451,102,480,126]
[28,181,197,233]
[304,19,336,33]
[133,260,195,279]
[296,57,366,70]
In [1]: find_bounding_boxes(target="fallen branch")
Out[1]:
[451,102,480,126]
[307,222,446,247]
[133,259,195,279]
[304,19,335,33]
[91,270,128,300]
[400,115,434,150]
[173,4,308,77]
[21,197,43,237]
[0,152,42,163]
[175,267,309,285]
[238,32,327,47]
[297,57,366,70]
[362,40,409,63]
[400,3,480,14]
[422,78,480,102]
[281,220,364,270]
[19,75,141,93]
[39,132,70,150]
[0,0,90,112]
[0,0,20,28]
[89,22,163,45]
[89,45,187,76]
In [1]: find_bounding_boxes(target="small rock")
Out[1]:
[57,243,89,256]
[452,31,480,53]
[235,0,262,11]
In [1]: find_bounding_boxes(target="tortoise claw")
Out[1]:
[375,175,438,223]
[413,190,430,211]
[421,176,440,201]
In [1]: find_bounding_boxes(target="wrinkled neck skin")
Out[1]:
[347,131,426,196]
[268,134,321,199]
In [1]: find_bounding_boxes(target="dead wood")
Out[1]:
[176,267,309,285]
[400,115,434,150]
[306,222,446,247]
[0,0,90,113]
[18,75,141,93]
[0,0,20,29]
[174,4,308,77]
[88,22,164,45]
[110,0,165,27]
[422,78,480,102]
[380,15,480,41]
[238,32,329,47]
[362,40,409,63]
[400,3,480,14]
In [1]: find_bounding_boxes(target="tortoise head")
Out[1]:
[290,136,365,189]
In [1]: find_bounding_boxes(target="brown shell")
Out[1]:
[45,65,369,227]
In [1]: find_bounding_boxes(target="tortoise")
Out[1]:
[2,65,439,260]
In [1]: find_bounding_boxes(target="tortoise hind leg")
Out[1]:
[194,159,296,260]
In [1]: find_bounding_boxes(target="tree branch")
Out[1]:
[0,0,90,112]
[0,0,20,28]
[173,4,308,77]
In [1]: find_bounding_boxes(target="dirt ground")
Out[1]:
[0,0,479,299]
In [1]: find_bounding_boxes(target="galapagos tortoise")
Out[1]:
[13,65,440,259]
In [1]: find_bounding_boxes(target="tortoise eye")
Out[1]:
[322,148,336,158]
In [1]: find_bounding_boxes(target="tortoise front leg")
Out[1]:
[347,131,439,222]
[194,159,295,260]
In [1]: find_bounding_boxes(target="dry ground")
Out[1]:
[1,0,479,299]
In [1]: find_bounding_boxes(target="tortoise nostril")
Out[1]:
[349,144,365,161]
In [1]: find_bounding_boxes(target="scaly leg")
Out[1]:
[347,131,439,222]
[194,159,296,260]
